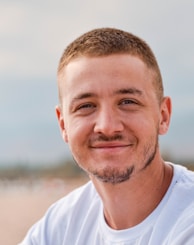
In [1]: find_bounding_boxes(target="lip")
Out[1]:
[90,144,132,156]
[91,142,133,149]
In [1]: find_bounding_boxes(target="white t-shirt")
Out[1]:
[19,163,194,245]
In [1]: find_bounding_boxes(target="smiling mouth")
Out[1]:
[91,143,132,149]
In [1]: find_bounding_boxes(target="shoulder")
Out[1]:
[43,180,99,223]
[160,163,194,223]
[169,163,194,205]
[53,180,98,207]
[169,162,194,185]
[167,202,194,244]
[20,180,101,245]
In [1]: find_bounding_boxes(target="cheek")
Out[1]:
[66,118,92,144]
[125,113,149,128]
[66,121,92,165]
[127,114,159,136]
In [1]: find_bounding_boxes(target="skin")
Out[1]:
[56,54,173,229]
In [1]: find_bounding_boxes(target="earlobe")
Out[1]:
[55,105,68,142]
[159,97,172,135]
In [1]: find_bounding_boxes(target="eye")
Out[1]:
[75,102,96,115]
[78,103,95,110]
[120,99,137,105]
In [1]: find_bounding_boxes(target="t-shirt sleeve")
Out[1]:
[18,216,50,245]
[17,196,68,245]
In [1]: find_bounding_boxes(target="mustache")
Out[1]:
[92,134,123,142]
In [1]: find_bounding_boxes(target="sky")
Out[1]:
[0,0,194,168]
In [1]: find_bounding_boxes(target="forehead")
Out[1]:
[64,54,146,72]
[58,54,155,100]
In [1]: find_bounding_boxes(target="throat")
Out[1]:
[95,162,173,230]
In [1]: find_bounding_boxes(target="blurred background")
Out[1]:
[0,1,194,244]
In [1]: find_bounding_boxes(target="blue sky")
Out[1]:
[0,0,194,167]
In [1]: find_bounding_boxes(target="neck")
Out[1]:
[90,160,173,230]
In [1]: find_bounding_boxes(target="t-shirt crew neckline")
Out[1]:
[98,163,180,244]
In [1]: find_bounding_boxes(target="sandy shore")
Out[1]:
[0,177,88,245]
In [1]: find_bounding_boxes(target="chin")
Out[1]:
[88,165,135,184]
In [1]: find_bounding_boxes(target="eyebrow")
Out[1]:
[73,92,96,101]
[69,87,143,110]
[72,88,143,101]
[115,88,143,96]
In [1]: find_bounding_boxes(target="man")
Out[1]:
[20,28,194,244]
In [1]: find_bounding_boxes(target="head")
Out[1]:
[57,27,163,105]
[56,28,171,184]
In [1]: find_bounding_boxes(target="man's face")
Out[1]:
[56,54,171,184]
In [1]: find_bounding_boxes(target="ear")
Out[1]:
[159,97,172,135]
[55,105,68,142]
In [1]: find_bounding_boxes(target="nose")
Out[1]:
[93,106,124,136]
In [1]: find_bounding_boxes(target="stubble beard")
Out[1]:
[87,135,159,185]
